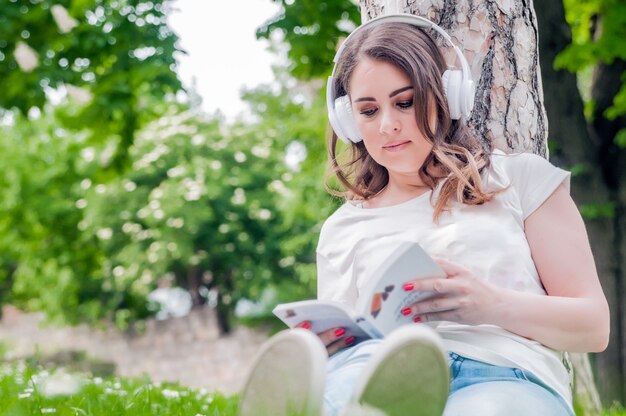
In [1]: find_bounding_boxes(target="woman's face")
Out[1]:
[349,57,433,181]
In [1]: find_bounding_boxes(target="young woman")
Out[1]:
[238,14,609,416]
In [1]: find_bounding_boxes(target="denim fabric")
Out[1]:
[324,339,384,416]
[323,342,573,416]
[445,352,573,416]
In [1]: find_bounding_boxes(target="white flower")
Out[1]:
[231,188,246,205]
[162,388,181,399]
[37,372,81,398]
[234,151,247,163]
[81,148,95,162]
[51,5,79,33]
[123,180,137,192]
[66,84,92,104]
[97,228,113,240]
[14,41,39,72]
[257,208,272,220]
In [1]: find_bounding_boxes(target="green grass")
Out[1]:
[2,358,626,415]
[0,360,239,415]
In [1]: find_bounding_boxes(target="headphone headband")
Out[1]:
[327,14,475,143]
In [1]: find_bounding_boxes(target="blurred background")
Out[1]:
[0,0,625,414]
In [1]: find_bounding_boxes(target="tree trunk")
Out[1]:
[359,0,603,413]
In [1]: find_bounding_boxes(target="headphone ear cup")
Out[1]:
[442,69,463,120]
[462,79,475,118]
[334,95,362,143]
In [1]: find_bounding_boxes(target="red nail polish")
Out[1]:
[403,283,414,291]
[413,316,422,323]
[300,321,311,330]
[334,328,346,337]
[345,336,356,345]
[401,307,412,316]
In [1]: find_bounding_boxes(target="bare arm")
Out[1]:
[496,183,609,352]
[406,184,610,352]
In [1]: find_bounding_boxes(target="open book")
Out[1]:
[272,242,445,341]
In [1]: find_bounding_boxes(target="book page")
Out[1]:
[356,242,445,335]
[272,299,372,340]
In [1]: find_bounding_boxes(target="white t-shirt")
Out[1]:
[316,150,573,407]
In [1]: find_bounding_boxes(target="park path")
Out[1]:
[0,305,270,394]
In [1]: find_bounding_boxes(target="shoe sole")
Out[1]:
[239,328,327,416]
[352,325,449,416]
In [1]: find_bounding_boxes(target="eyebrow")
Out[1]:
[353,86,413,102]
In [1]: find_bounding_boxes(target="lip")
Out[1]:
[382,140,411,151]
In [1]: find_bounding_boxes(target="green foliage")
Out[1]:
[0,109,106,325]
[80,102,301,327]
[0,0,343,330]
[556,0,626,143]
[240,78,340,289]
[0,360,237,415]
[0,0,183,166]
[256,0,360,79]
[579,202,617,220]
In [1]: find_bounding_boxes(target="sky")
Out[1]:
[168,0,282,119]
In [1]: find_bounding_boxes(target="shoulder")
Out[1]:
[319,201,356,238]
[489,149,554,174]
[487,149,571,219]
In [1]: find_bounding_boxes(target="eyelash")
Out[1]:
[359,99,414,117]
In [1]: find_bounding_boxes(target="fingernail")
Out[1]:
[413,316,422,323]
[334,328,346,337]
[403,283,414,291]
[300,321,311,330]
[401,307,412,316]
[345,336,356,345]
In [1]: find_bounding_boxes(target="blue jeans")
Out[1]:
[324,340,573,416]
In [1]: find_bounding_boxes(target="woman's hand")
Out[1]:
[296,322,356,355]
[403,258,505,325]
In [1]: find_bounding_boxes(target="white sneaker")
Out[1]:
[238,328,327,416]
[349,325,449,416]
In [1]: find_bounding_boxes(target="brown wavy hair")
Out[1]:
[326,22,496,220]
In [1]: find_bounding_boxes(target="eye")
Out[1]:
[397,99,413,109]
[358,107,378,117]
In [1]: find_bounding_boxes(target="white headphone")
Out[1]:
[327,14,475,144]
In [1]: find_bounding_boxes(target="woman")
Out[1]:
[238,14,609,416]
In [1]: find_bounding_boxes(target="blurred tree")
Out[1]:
[79,102,293,332]
[256,0,360,79]
[0,0,182,167]
[0,0,341,334]
[0,107,107,325]
[541,0,626,405]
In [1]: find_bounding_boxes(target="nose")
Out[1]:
[379,108,401,135]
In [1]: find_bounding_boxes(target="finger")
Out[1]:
[296,321,312,330]
[418,310,463,323]
[317,327,348,347]
[326,335,357,356]
[433,258,471,277]
[405,276,466,295]
[410,296,459,315]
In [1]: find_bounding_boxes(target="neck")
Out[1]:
[386,172,429,195]
[363,173,430,208]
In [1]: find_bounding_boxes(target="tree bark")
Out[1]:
[359,0,604,412]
